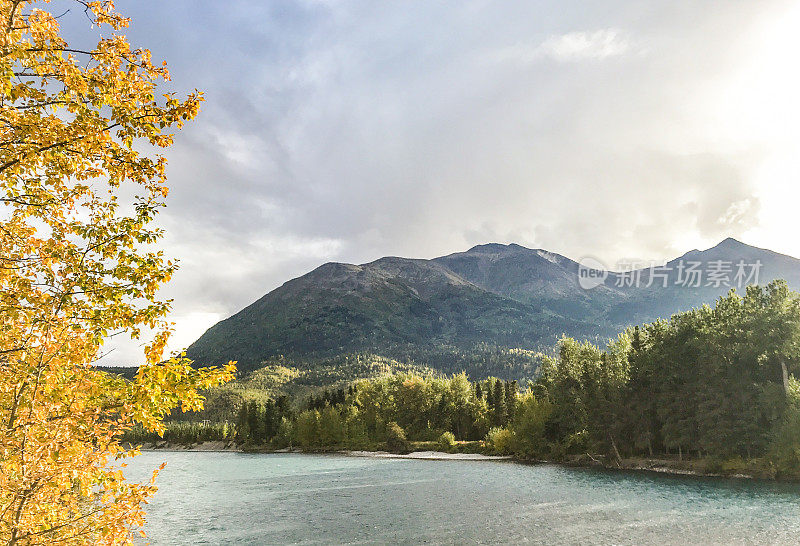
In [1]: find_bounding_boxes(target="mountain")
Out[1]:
[602,238,800,325]
[433,242,628,323]
[186,238,800,372]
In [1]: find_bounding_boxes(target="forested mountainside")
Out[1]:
[187,238,800,374]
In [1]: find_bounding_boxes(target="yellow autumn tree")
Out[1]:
[0,1,234,544]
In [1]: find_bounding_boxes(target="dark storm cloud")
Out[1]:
[95,0,792,363]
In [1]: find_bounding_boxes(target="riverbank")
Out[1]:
[555,453,787,481]
[138,440,239,452]
[346,450,511,461]
[136,442,783,480]
[136,442,507,461]
[127,450,800,545]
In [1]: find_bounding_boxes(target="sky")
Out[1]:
[80,0,800,365]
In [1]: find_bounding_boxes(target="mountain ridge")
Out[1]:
[186,238,800,372]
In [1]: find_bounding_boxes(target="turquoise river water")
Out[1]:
[126,451,800,545]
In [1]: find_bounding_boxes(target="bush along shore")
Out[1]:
[123,281,800,481]
[126,435,784,480]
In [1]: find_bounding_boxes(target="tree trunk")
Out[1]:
[609,432,622,467]
[678,445,682,461]
[781,360,790,395]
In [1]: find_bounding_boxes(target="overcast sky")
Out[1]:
[90,0,800,364]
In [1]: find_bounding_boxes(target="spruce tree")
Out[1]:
[505,381,518,423]
[264,400,276,441]
[247,401,262,444]
[236,402,250,444]
[493,380,506,427]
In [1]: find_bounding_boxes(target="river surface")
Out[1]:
[126,451,800,545]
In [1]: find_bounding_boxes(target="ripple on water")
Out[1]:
[126,452,800,545]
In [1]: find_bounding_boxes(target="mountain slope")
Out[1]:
[434,243,627,324]
[603,238,800,325]
[187,256,601,369]
[187,238,800,372]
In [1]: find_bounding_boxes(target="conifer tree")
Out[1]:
[493,379,506,427]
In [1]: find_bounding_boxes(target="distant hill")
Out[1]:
[186,238,800,374]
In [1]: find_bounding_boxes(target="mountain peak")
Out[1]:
[673,237,756,263]
[465,242,530,254]
[466,243,509,252]
[711,237,749,250]
[187,239,800,370]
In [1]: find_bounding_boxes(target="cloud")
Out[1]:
[495,29,634,64]
[91,0,796,364]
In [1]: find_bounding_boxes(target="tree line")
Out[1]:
[232,375,521,450]
[125,280,800,478]
[527,280,800,476]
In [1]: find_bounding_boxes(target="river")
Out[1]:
[126,451,800,545]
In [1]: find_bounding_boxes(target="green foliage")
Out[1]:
[533,280,800,467]
[491,379,507,427]
[122,421,234,446]
[769,378,800,476]
[385,422,410,453]
[273,417,295,449]
[221,369,521,452]
[295,410,321,450]
[485,427,514,455]
[172,354,434,424]
[385,344,543,382]
[144,282,800,475]
[234,398,293,446]
[319,405,346,446]
[438,431,457,451]
[509,392,552,458]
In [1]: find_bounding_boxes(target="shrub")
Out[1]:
[272,417,295,449]
[719,456,747,475]
[438,431,456,451]
[417,426,446,442]
[385,422,410,453]
[486,427,515,455]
